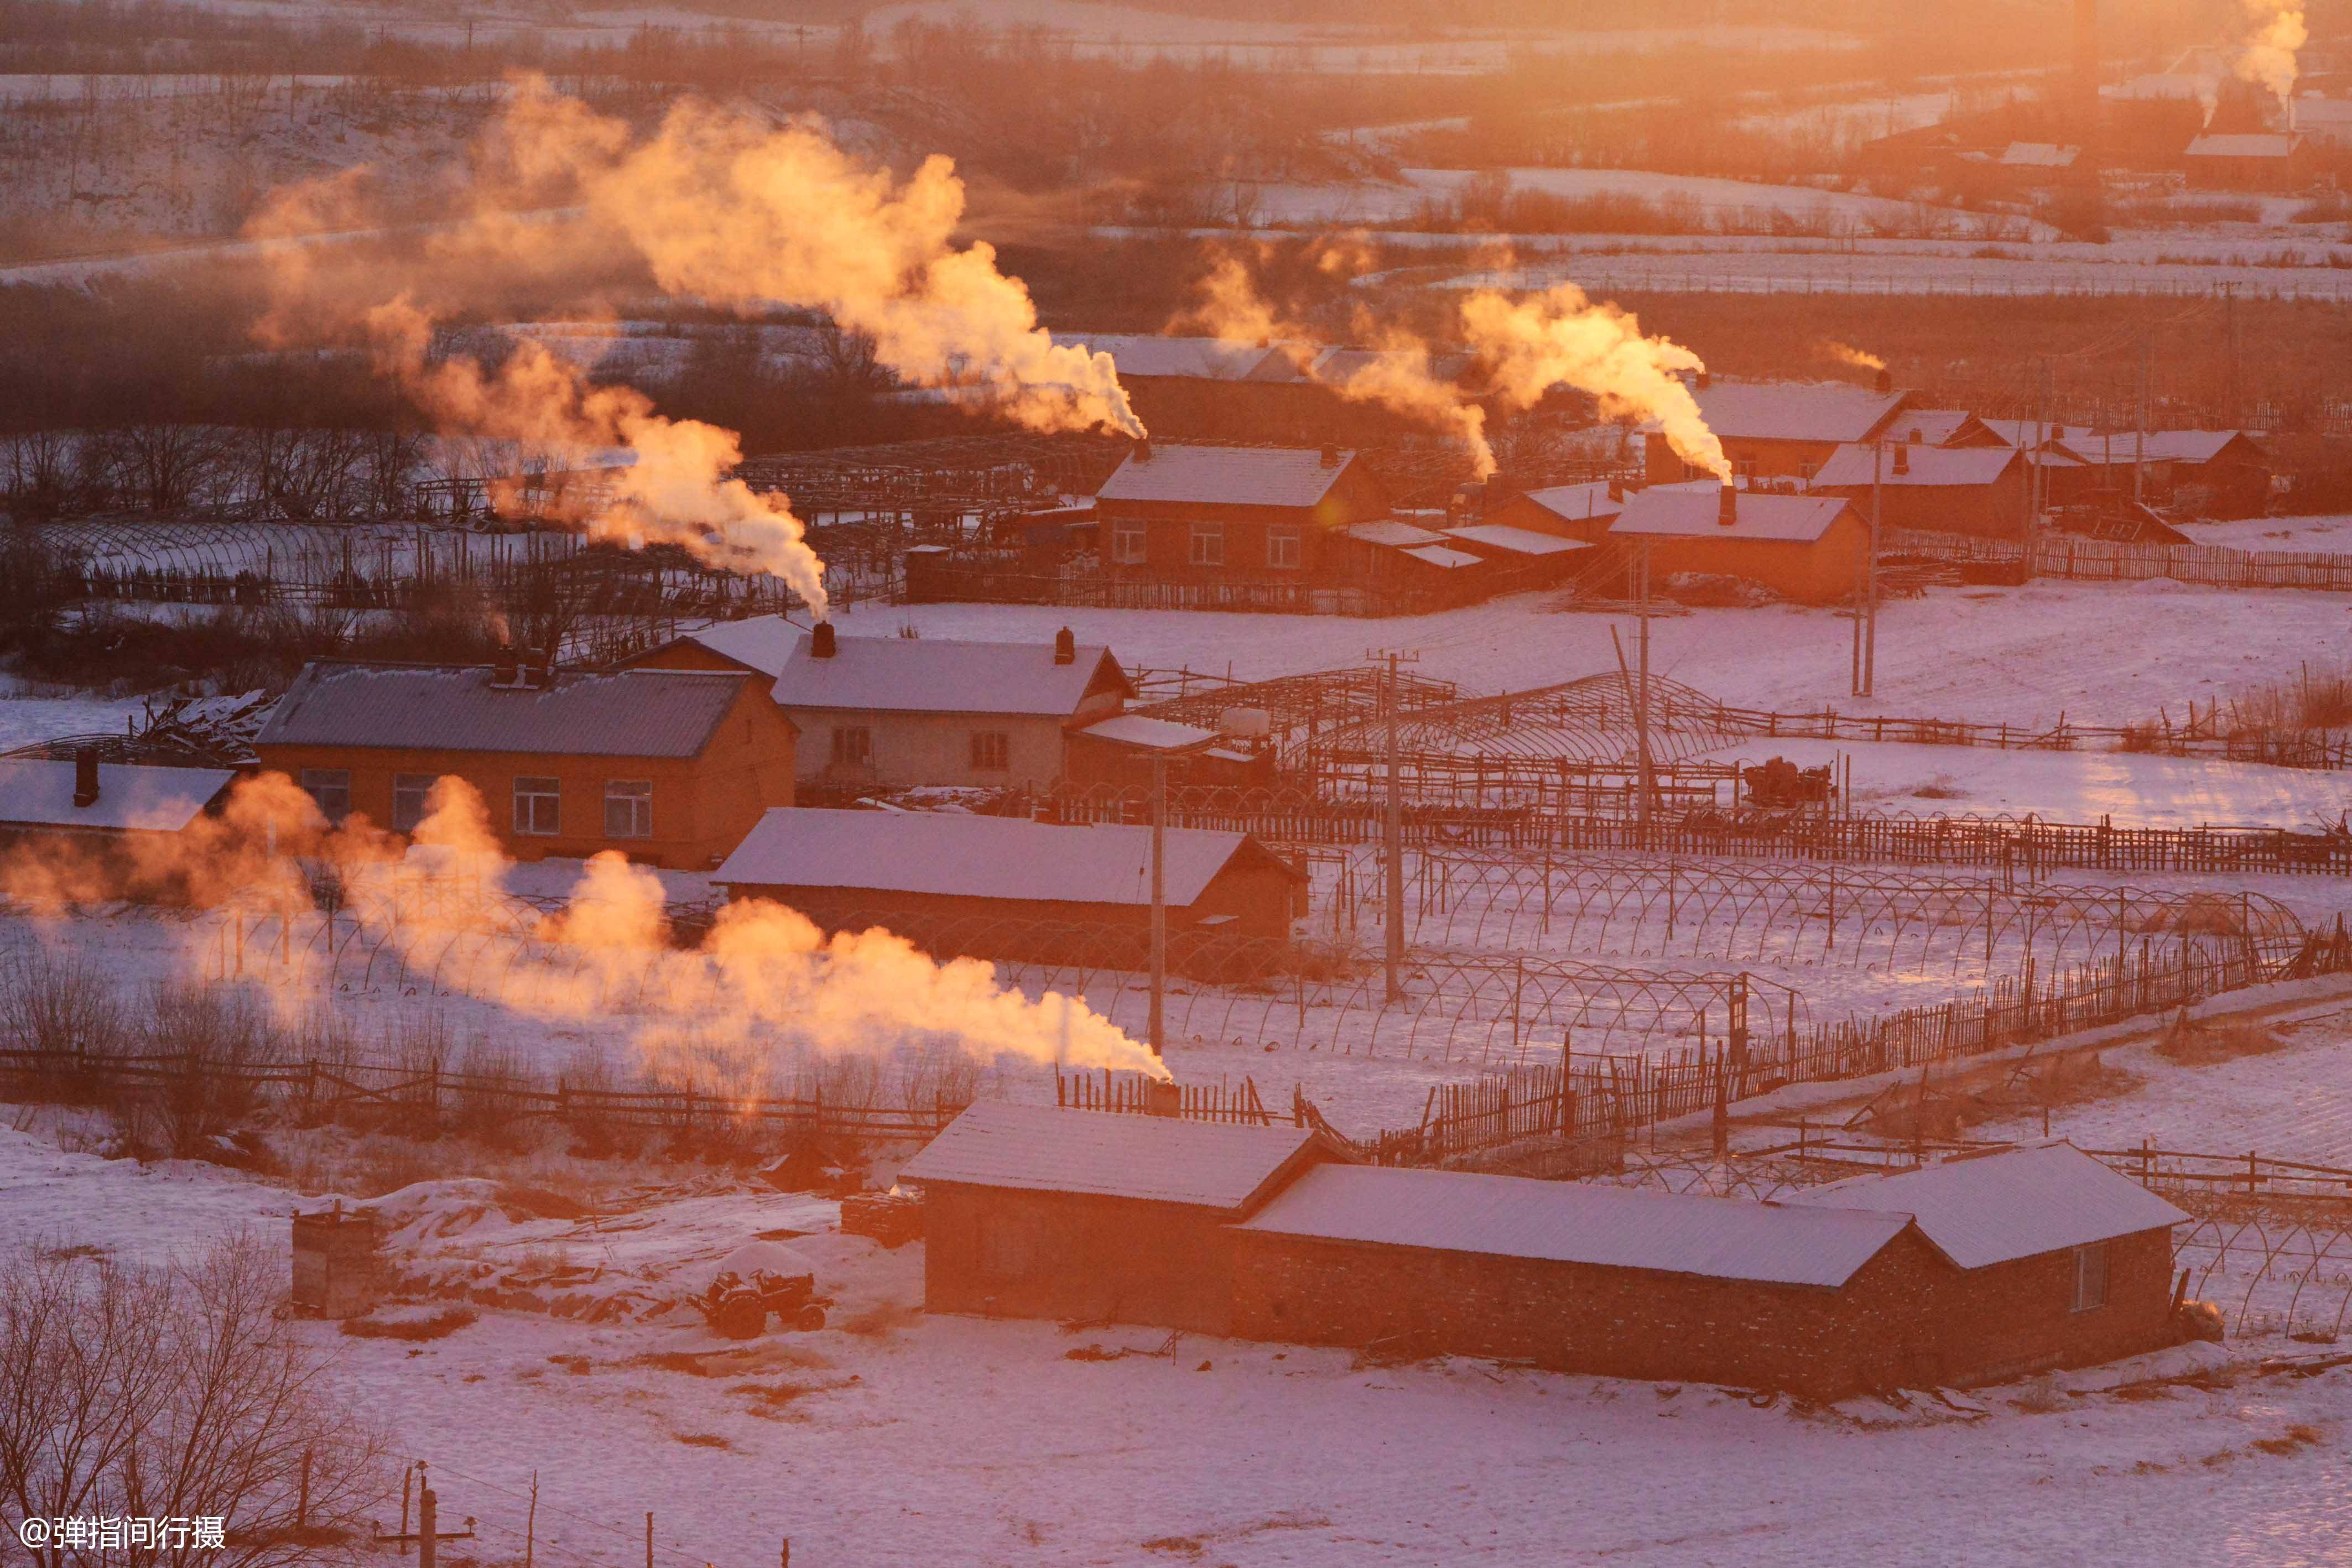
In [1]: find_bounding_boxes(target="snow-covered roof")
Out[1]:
[673,614,804,678]
[1234,1165,1910,1289]
[1687,378,1906,444]
[1513,481,1624,523]
[2119,430,2263,465]
[1096,445,1363,510]
[2000,142,2079,168]
[1611,486,1852,544]
[2187,133,2301,159]
[254,663,752,758]
[1346,518,1449,548]
[1397,543,1486,570]
[1979,419,2096,450]
[769,635,1130,717]
[714,807,1302,908]
[1443,524,1591,558]
[1784,1143,2188,1270]
[1295,345,1477,388]
[1076,713,1252,762]
[1050,333,1279,382]
[0,759,234,832]
[1882,409,1987,446]
[1810,442,2020,488]
[899,1102,1318,1214]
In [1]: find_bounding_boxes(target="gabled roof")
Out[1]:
[1234,1165,1911,1289]
[2122,429,2266,465]
[1886,409,1993,447]
[1076,713,1253,762]
[1097,444,1368,510]
[899,1102,1319,1215]
[2187,133,2301,158]
[1783,1143,2188,1270]
[254,663,752,758]
[1611,485,1853,544]
[1346,519,1449,548]
[1684,378,1907,444]
[1810,442,2021,489]
[768,635,1130,717]
[713,807,1304,908]
[1980,419,2098,450]
[1442,524,1592,558]
[0,759,235,832]
[1513,481,1625,523]
[669,613,804,678]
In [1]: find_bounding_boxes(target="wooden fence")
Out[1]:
[1887,527,2352,593]
[1708,699,2352,772]
[1054,1069,1273,1124]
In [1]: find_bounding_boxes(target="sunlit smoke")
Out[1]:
[1461,283,1731,481]
[480,79,1140,439]
[2234,0,2307,111]
[364,301,831,617]
[1823,341,1887,373]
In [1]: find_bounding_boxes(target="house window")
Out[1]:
[970,731,1010,772]
[831,726,873,768]
[1188,521,1224,566]
[604,779,652,838]
[1798,460,1819,481]
[1266,524,1302,570]
[2072,1241,2109,1312]
[299,769,350,824]
[391,773,435,834]
[512,776,561,837]
[1111,518,1148,565]
[1734,457,1758,480]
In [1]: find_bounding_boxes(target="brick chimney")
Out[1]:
[1319,444,1341,468]
[491,644,520,688]
[812,621,838,659]
[72,746,98,809]
[1875,368,1893,394]
[1717,482,1737,527]
[1053,626,1076,665]
[1133,439,1152,462]
[1893,445,1910,476]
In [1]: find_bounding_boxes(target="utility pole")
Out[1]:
[1148,751,1168,1055]
[1373,649,1414,1004]
[2135,326,2151,505]
[1635,541,1654,844]
[2224,280,2239,424]
[1854,437,1881,697]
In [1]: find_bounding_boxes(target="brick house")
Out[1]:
[714,806,1308,945]
[1092,443,1391,591]
[899,1102,1331,1334]
[1645,378,1909,485]
[2127,430,2273,519]
[626,619,1132,793]
[2184,132,2315,190]
[1609,482,1867,603]
[254,660,794,868]
[1482,481,1627,545]
[0,754,237,901]
[1810,440,2030,543]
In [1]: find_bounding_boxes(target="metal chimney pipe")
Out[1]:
[811,622,838,659]
[1717,482,1737,528]
[72,746,98,809]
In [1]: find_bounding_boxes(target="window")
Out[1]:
[970,731,1010,772]
[1188,521,1224,567]
[2072,1241,2109,1312]
[977,1208,1044,1282]
[299,769,350,825]
[604,779,652,839]
[1797,460,1819,481]
[1734,457,1758,480]
[391,773,436,834]
[1266,525,1302,570]
[1111,518,1148,565]
[831,726,873,768]
[513,776,560,837]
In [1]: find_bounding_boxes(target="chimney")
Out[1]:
[1606,478,1624,503]
[811,621,837,659]
[492,644,519,687]
[1717,482,1737,528]
[1133,439,1152,463]
[1893,445,1909,475]
[1053,626,1076,665]
[1694,370,1711,391]
[1319,444,1341,468]
[1875,368,1893,394]
[72,746,98,809]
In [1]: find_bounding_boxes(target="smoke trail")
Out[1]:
[1823,341,1887,373]
[363,301,831,614]
[2234,0,2307,110]
[1461,283,1731,481]
[476,79,1139,438]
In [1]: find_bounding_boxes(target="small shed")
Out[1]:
[1484,481,1626,545]
[1810,441,2029,543]
[0,755,238,902]
[1439,523,1595,586]
[1064,712,1271,791]
[290,1204,382,1320]
[2184,132,2313,190]
[901,1102,1329,1333]
[713,807,1307,943]
[1609,483,1866,603]
[2128,429,2273,518]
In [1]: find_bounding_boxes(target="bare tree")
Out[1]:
[0,1237,386,1568]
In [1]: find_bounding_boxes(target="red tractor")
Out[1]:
[692,1269,830,1341]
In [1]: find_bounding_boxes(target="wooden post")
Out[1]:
[647,1513,654,1568]
[298,1448,312,1530]
[399,1464,413,1556]
[526,1473,537,1568]
[418,1473,436,1568]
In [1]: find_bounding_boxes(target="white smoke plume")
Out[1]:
[1823,341,1887,373]
[2234,0,2307,111]
[1462,283,1731,481]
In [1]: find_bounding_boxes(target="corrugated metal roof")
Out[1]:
[1611,486,1853,544]
[253,663,751,758]
[1234,1165,1909,1289]
[2125,430,2260,465]
[1783,1143,2188,1270]
[1398,543,1486,570]
[1810,443,2020,488]
[1516,482,1624,523]
[1097,445,1361,510]
[1076,713,1252,762]
[714,806,1299,908]
[1347,519,1449,548]
[769,635,1128,717]
[1444,524,1592,557]
[899,1101,1317,1213]
[677,614,803,677]
[1690,379,1906,444]
[0,760,233,832]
